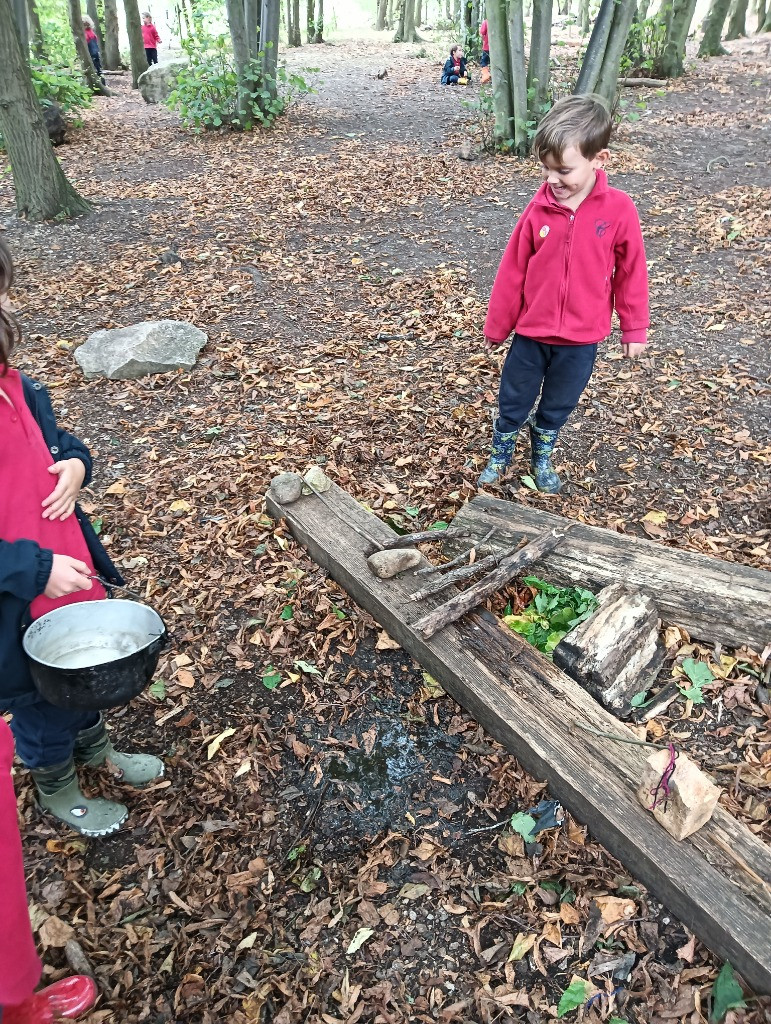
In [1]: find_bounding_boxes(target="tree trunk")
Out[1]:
[306,0,314,37]
[415,0,422,24]
[87,0,105,55]
[12,0,29,56]
[393,0,405,37]
[575,0,615,91]
[376,0,388,29]
[487,0,528,151]
[594,0,638,102]
[659,0,698,76]
[68,0,110,93]
[291,0,300,43]
[761,0,771,26]
[578,0,590,32]
[102,0,120,67]
[123,0,148,86]
[527,0,553,121]
[0,0,91,220]
[261,0,281,90]
[507,0,529,152]
[244,0,260,57]
[725,0,748,35]
[27,0,47,60]
[226,0,252,123]
[395,0,419,39]
[698,0,731,53]
[638,0,650,16]
[313,0,323,40]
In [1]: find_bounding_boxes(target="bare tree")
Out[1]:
[659,0,698,76]
[698,0,731,54]
[593,0,638,101]
[725,0,749,35]
[376,0,388,30]
[0,0,91,220]
[394,0,420,40]
[103,0,121,68]
[123,0,149,86]
[575,0,616,91]
[528,0,553,119]
[27,0,47,59]
[67,0,110,93]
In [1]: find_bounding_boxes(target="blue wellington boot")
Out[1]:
[529,421,562,493]
[478,421,518,487]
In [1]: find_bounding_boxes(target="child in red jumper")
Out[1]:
[478,94,649,491]
[141,12,161,65]
[0,237,163,837]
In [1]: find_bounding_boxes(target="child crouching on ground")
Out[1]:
[442,45,469,85]
[0,237,163,837]
[478,94,649,491]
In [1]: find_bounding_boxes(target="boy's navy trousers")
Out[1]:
[497,334,598,433]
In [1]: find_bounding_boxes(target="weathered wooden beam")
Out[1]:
[266,481,771,995]
[448,495,771,652]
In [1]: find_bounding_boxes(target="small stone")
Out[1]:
[261,809,276,826]
[637,749,720,841]
[270,472,303,505]
[367,548,422,579]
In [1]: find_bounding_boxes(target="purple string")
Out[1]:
[649,743,678,811]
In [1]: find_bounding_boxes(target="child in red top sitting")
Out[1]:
[141,12,162,65]
[0,236,163,837]
[478,94,649,491]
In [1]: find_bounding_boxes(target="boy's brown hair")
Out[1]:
[0,236,19,376]
[533,94,612,163]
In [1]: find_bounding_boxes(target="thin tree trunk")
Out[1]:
[487,0,514,145]
[575,0,615,91]
[638,0,650,16]
[225,0,251,123]
[12,0,29,55]
[123,0,148,86]
[245,0,260,56]
[403,0,420,38]
[68,0,110,93]
[376,0,388,29]
[0,0,91,220]
[507,0,529,152]
[579,0,590,32]
[698,0,731,53]
[27,0,47,59]
[445,0,450,16]
[87,0,105,55]
[261,0,280,90]
[527,0,553,120]
[725,0,748,35]
[313,0,323,40]
[102,0,120,66]
[393,0,405,36]
[755,0,766,30]
[594,0,638,102]
[659,0,698,76]
[761,0,771,26]
[306,0,314,37]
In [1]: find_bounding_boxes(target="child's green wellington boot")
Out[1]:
[478,421,519,486]
[528,421,562,493]
[31,759,128,837]
[74,716,164,788]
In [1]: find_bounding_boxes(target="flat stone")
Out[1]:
[367,548,422,579]
[638,749,720,841]
[76,320,207,380]
[138,59,188,104]
[270,473,303,505]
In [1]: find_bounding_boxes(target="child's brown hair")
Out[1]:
[533,94,612,163]
[0,236,19,376]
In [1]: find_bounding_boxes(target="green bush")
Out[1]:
[166,35,314,132]
[30,61,92,113]
[621,15,669,77]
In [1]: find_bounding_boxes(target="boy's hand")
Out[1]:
[42,458,86,521]
[484,337,501,353]
[45,554,93,598]
[622,343,646,359]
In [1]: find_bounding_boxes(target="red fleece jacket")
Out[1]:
[484,169,649,346]
[142,22,161,46]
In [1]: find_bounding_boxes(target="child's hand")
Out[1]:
[484,337,501,353]
[45,555,93,598]
[622,343,646,359]
[42,458,86,521]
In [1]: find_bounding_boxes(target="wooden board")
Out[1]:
[266,482,771,995]
[448,495,771,652]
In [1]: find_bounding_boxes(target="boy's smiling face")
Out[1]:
[540,143,609,209]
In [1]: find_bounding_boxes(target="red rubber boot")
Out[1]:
[2,976,98,1023]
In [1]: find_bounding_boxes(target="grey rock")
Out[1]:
[367,548,422,579]
[76,320,207,380]
[270,472,303,505]
[138,59,188,104]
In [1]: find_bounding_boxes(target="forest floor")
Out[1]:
[1,27,770,1024]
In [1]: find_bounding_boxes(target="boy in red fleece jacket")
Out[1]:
[142,12,162,65]
[478,94,649,491]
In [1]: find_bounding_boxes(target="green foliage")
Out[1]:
[30,61,92,113]
[710,963,746,1022]
[166,35,314,132]
[504,576,598,656]
[678,657,714,704]
[621,14,669,78]
[36,0,77,64]
[557,978,590,1017]
[509,811,537,843]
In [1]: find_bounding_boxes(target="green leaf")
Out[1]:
[682,658,715,688]
[294,659,321,675]
[148,679,166,700]
[262,665,282,689]
[557,978,590,1017]
[509,812,537,844]
[679,683,706,704]
[91,516,103,535]
[299,866,321,892]
[404,505,420,517]
[710,962,746,1022]
[287,843,306,862]
[520,475,537,490]
[630,691,650,707]
[608,1018,629,1024]
[429,520,449,531]
[280,604,294,620]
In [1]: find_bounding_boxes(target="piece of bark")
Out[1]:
[412,527,571,639]
[638,749,720,840]
[553,583,666,717]
[367,548,421,579]
[409,551,503,601]
[65,938,96,979]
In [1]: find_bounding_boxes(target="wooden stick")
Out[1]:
[414,527,497,577]
[412,527,571,639]
[409,549,513,602]
[380,529,454,550]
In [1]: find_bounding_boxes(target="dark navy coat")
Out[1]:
[442,55,469,84]
[0,376,123,709]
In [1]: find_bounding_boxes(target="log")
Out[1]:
[415,527,497,576]
[448,495,771,652]
[553,583,666,717]
[266,480,771,995]
[620,76,667,85]
[412,529,570,637]
[409,550,501,602]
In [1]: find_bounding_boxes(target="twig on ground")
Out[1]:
[570,720,670,750]
[414,527,497,576]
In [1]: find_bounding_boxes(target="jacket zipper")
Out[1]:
[558,211,576,333]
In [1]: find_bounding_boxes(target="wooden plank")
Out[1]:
[448,495,771,652]
[267,482,771,995]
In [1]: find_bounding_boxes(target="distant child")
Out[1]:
[479,18,490,67]
[441,45,469,85]
[0,236,163,837]
[141,12,162,65]
[82,16,104,82]
[478,94,649,491]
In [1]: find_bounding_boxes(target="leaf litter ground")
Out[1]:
[0,31,769,1024]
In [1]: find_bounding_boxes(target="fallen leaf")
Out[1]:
[207,727,236,760]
